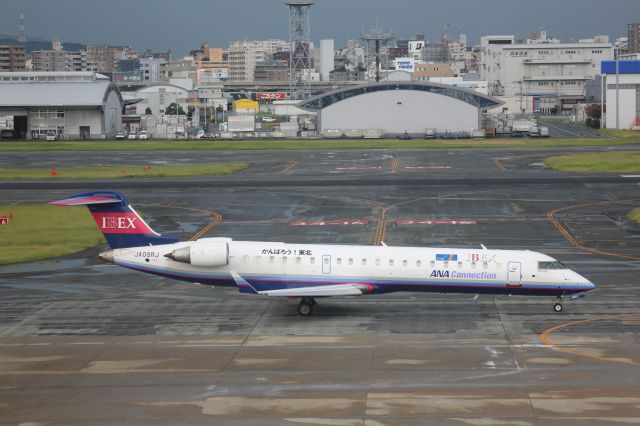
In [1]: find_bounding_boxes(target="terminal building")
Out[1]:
[298,81,502,135]
[0,72,123,139]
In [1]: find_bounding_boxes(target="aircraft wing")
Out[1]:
[259,283,366,297]
[230,271,368,297]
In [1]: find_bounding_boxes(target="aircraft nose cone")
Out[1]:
[99,250,114,263]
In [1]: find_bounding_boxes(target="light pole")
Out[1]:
[615,46,620,130]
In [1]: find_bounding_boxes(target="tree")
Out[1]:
[145,107,152,115]
[165,103,186,116]
[585,103,602,120]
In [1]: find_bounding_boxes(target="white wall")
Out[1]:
[605,73,640,129]
[319,90,480,134]
[320,39,335,81]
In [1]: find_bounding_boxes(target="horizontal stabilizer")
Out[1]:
[259,283,367,297]
[50,194,123,206]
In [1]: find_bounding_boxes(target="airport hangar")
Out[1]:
[298,81,503,135]
[0,72,124,140]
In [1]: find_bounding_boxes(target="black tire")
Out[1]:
[553,303,563,313]
[298,302,313,316]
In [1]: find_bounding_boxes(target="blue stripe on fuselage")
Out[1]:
[116,261,592,296]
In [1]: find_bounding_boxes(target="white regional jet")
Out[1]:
[52,191,596,316]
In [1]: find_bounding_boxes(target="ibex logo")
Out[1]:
[101,216,137,230]
[92,212,151,234]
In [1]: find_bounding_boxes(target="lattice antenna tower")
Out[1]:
[19,13,26,43]
[285,0,314,100]
[361,26,395,82]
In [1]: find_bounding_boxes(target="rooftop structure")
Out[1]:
[285,0,314,100]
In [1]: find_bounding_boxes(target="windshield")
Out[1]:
[538,261,567,270]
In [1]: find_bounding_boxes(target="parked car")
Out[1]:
[138,131,149,140]
[45,132,57,141]
[262,117,276,123]
[115,132,126,140]
[128,133,137,140]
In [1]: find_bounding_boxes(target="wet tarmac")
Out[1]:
[1,147,640,425]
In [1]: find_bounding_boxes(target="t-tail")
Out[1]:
[51,191,179,249]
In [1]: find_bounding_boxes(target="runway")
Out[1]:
[1,146,640,425]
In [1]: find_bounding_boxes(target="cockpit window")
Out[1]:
[538,261,567,270]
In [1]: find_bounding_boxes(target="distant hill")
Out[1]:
[0,36,86,53]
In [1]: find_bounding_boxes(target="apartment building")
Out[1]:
[0,45,26,71]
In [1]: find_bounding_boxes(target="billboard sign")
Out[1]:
[394,57,415,72]
[256,92,287,101]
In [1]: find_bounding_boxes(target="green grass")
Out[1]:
[545,152,640,172]
[629,208,640,224]
[596,128,640,138]
[0,137,639,152]
[0,204,105,265]
[0,162,248,180]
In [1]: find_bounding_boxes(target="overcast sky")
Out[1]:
[2,0,639,55]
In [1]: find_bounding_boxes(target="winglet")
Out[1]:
[230,271,258,294]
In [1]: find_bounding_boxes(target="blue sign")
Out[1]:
[436,254,457,261]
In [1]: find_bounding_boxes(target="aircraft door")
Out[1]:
[507,261,522,287]
[322,255,331,274]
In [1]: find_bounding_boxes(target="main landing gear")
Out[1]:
[297,297,317,316]
[553,296,564,313]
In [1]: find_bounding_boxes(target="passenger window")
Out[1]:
[256,256,262,264]
[457,261,462,269]
[430,260,435,268]
[337,258,342,265]
[444,261,449,269]
[348,258,354,265]
[282,257,287,264]
[375,258,381,266]
[496,262,501,269]
[243,255,249,263]
[471,262,476,269]
[296,257,301,264]
[362,259,367,266]
[402,260,408,267]
[269,256,275,264]
[416,260,422,267]
[310,257,315,264]
[483,262,488,270]
[389,259,394,266]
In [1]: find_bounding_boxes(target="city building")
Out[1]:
[412,63,455,81]
[329,67,366,81]
[299,81,502,134]
[86,45,135,73]
[628,23,640,54]
[140,57,167,82]
[0,45,27,71]
[602,60,640,129]
[481,32,613,113]
[228,39,289,82]
[130,83,192,117]
[254,60,288,82]
[0,72,123,139]
[319,39,334,81]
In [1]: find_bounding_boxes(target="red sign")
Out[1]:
[257,92,286,101]
[91,213,153,234]
[0,215,7,226]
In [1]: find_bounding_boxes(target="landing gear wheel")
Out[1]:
[553,303,563,313]
[297,299,314,316]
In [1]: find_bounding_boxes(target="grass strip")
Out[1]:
[0,204,104,265]
[0,162,248,180]
[628,208,640,224]
[544,152,640,173]
[0,138,639,152]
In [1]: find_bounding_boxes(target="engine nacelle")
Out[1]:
[165,241,228,268]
